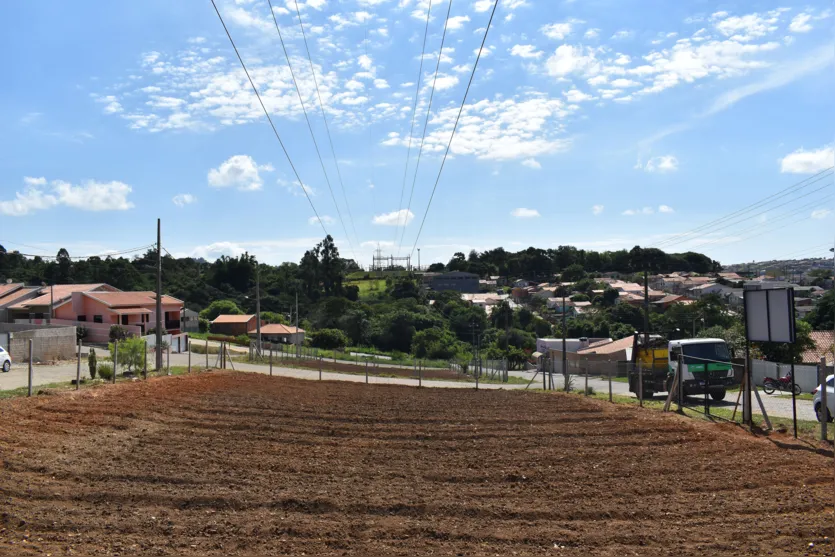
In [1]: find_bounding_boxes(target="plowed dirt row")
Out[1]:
[0,371,831,556]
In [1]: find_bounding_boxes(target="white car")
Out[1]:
[0,346,10,372]
[812,374,834,422]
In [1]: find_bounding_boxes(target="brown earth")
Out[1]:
[265,356,469,381]
[0,371,832,556]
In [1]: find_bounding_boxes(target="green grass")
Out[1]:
[775,393,815,401]
[345,279,388,300]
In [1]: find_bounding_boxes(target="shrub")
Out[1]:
[109,325,129,342]
[198,318,210,333]
[236,334,252,346]
[109,337,146,373]
[97,362,114,381]
[310,328,349,350]
[88,348,97,379]
[76,326,88,342]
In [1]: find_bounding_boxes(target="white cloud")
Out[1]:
[373,209,414,226]
[310,215,335,225]
[511,207,540,218]
[433,74,460,90]
[187,37,207,44]
[358,54,373,70]
[545,45,597,77]
[658,205,675,213]
[373,78,390,89]
[637,155,679,173]
[521,158,541,169]
[584,28,600,39]
[587,75,608,87]
[563,89,593,103]
[713,11,781,42]
[510,44,542,59]
[592,205,604,216]
[306,0,327,9]
[779,146,835,174]
[611,30,634,40]
[812,209,832,219]
[789,13,813,33]
[0,177,134,216]
[447,15,471,30]
[622,207,655,216]
[473,0,493,12]
[172,193,196,207]
[208,155,274,191]
[610,78,640,88]
[541,21,580,40]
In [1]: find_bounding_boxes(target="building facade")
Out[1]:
[429,272,480,293]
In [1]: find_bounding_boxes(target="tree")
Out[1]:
[200,300,244,321]
[427,262,445,272]
[561,263,586,282]
[698,322,746,358]
[339,308,371,346]
[491,301,513,329]
[310,328,349,349]
[109,325,129,342]
[411,327,462,359]
[570,294,589,302]
[805,290,834,330]
[756,320,815,364]
[109,337,146,373]
[601,288,620,307]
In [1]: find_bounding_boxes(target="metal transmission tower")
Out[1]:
[371,246,412,273]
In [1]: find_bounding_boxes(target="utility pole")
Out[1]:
[49,283,54,322]
[417,248,421,272]
[561,288,567,387]
[643,269,650,347]
[155,218,163,371]
[294,290,299,347]
[255,263,261,356]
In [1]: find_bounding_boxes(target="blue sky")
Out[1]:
[1,0,833,268]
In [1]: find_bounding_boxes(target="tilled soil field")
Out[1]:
[0,371,831,556]
[268,357,468,381]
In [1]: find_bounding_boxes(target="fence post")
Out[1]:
[205,340,209,369]
[269,347,273,376]
[638,361,643,407]
[821,357,828,442]
[28,339,33,397]
[584,357,589,396]
[76,340,82,390]
[677,352,684,413]
[113,339,118,384]
[418,361,422,388]
[144,340,148,379]
[476,363,479,391]
[188,342,191,373]
[167,342,171,376]
[319,356,322,380]
[608,359,612,403]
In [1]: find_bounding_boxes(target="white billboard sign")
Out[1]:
[744,288,796,343]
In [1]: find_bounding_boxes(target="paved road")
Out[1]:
[2,354,816,421]
[509,369,817,422]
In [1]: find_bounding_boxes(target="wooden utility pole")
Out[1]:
[155,218,163,371]
[255,264,262,357]
[643,269,650,347]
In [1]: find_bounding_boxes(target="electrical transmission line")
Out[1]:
[393,0,434,250]
[210,0,331,238]
[264,0,358,261]
[397,0,454,255]
[409,0,500,257]
[290,0,361,252]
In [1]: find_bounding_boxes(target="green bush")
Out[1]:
[236,334,252,346]
[98,362,114,381]
[109,325,129,342]
[88,348,97,379]
[76,326,88,341]
[109,337,146,373]
[198,318,210,333]
[310,328,349,349]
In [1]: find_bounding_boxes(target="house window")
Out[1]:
[77,315,87,322]
[94,315,103,324]
[121,315,129,325]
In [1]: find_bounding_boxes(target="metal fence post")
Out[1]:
[143,340,148,379]
[76,340,82,390]
[113,339,118,384]
[28,339,33,397]
[821,357,828,442]
[269,347,273,376]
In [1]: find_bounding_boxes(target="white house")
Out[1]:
[688,282,733,299]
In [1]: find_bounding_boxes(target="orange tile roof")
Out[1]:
[803,331,834,365]
[106,307,152,315]
[253,324,304,335]
[0,283,23,298]
[85,291,182,308]
[0,286,39,307]
[212,314,256,324]
[9,283,109,309]
[578,336,634,355]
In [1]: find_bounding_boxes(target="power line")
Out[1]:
[290,0,361,253]
[651,167,834,250]
[409,0,500,257]
[264,0,357,261]
[397,0,454,255]
[14,244,156,260]
[210,0,330,238]
[664,179,832,251]
[394,0,434,250]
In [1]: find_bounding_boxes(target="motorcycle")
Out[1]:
[762,373,801,396]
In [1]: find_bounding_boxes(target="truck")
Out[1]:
[628,335,736,401]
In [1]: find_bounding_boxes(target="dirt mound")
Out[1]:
[0,371,830,556]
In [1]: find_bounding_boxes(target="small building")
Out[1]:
[0,283,40,322]
[430,271,480,293]
[652,294,688,310]
[252,324,305,345]
[211,314,262,336]
[803,331,833,365]
[513,279,536,288]
[181,308,200,333]
[688,282,732,299]
[7,283,118,321]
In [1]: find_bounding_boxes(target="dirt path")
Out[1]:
[0,371,831,556]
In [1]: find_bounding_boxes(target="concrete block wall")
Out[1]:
[6,326,77,363]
